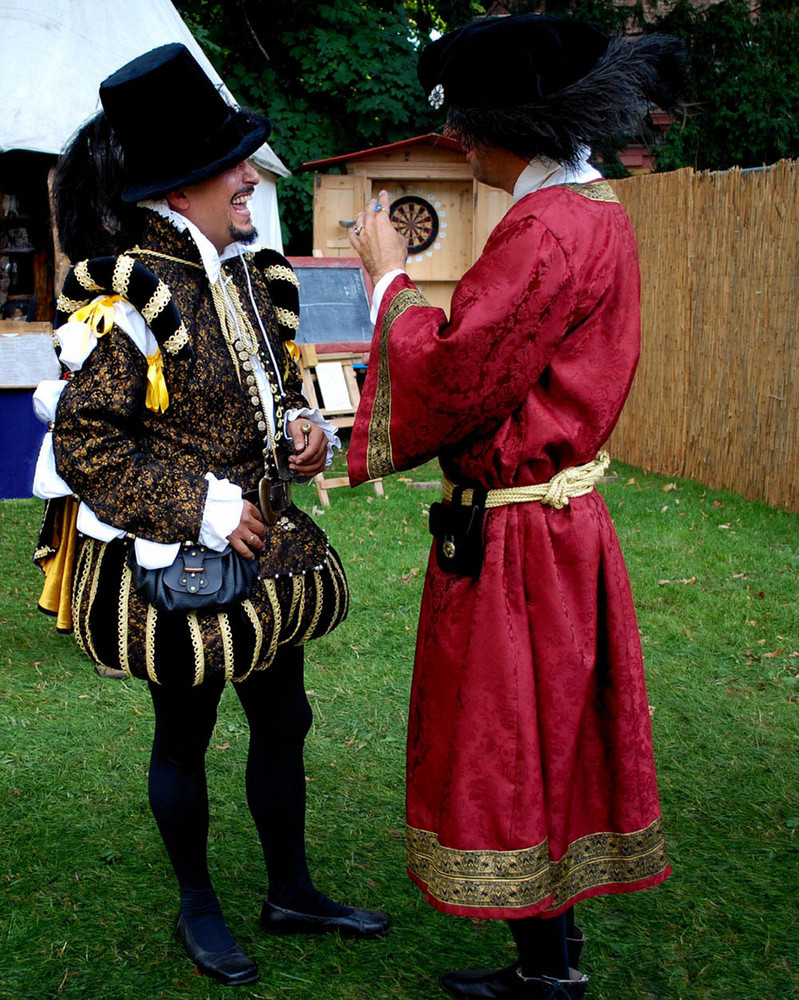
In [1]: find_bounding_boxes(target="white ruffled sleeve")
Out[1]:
[32,380,71,500]
[198,473,244,551]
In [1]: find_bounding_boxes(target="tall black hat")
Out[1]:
[100,43,270,203]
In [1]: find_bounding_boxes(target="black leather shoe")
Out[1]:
[176,914,259,985]
[441,965,588,1000]
[259,900,391,939]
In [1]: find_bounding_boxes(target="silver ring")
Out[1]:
[353,226,362,235]
[374,204,383,212]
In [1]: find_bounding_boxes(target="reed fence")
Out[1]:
[608,161,798,511]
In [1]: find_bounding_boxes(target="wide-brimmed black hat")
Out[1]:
[100,43,271,203]
[418,15,609,113]
[417,14,687,168]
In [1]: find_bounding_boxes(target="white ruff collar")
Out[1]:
[137,199,262,283]
[513,150,602,203]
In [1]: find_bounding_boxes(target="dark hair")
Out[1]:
[445,33,689,167]
[53,111,143,262]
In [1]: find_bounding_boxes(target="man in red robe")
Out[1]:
[347,14,688,1000]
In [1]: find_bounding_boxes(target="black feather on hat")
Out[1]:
[418,15,689,167]
[99,43,270,203]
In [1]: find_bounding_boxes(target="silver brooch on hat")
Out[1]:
[428,84,445,109]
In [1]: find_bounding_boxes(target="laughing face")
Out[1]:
[169,160,260,253]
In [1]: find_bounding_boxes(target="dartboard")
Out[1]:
[390,196,439,254]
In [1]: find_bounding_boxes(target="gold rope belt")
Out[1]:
[442,451,610,511]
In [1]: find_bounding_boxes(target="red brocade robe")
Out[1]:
[348,180,670,919]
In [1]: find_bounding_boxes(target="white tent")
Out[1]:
[0,0,290,251]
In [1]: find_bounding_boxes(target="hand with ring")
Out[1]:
[348,189,408,285]
[288,417,327,478]
[228,498,265,559]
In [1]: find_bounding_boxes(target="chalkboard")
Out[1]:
[293,265,373,345]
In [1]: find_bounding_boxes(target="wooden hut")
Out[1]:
[305,134,513,314]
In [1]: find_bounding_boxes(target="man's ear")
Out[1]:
[166,188,189,212]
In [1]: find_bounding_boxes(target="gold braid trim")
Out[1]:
[145,605,159,684]
[117,563,133,678]
[129,247,204,269]
[140,280,172,325]
[263,264,300,287]
[74,259,103,292]
[71,539,94,658]
[274,306,300,331]
[162,323,189,355]
[297,570,324,646]
[366,287,430,480]
[236,598,264,683]
[112,255,136,297]
[209,274,262,376]
[407,816,669,912]
[218,611,235,682]
[187,613,205,686]
[56,293,91,315]
[262,579,282,663]
[280,575,305,646]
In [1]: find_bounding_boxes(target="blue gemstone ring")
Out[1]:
[374,204,383,212]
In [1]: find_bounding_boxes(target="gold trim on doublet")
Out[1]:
[366,287,430,481]
[118,563,133,677]
[187,613,205,686]
[145,605,159,684]
[407,817,669,911]
[562,180,619,203]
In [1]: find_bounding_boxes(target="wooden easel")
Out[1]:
[298,344,384,505]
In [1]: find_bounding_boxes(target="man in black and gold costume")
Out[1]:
[33,44,389,986]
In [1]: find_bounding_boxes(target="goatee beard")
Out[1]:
[229,223,258,246]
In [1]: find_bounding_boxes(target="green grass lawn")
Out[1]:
[1,456,797,1000]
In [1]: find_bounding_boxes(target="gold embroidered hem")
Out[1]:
[407,817,669,914]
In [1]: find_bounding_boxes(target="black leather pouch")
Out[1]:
[428,488,487,580]
[127,543,259,614]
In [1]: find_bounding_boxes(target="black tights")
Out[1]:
[147,647,343,951]
[507,908,576,980]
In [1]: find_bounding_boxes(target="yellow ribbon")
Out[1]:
[145,349,170,413]
[284,339,301,379]
[69,295,122,336]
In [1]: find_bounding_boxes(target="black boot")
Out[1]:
[441,965,588,1000]
[566,926,586,967]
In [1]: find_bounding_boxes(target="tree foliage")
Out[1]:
[175,0,481,251]
[653,0,799,172]
[174,0,799,251]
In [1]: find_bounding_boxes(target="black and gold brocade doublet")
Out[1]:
[52,212,348,685]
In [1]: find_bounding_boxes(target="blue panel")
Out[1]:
[1,390,45,500]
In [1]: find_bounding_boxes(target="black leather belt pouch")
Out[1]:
[428,487,487,580]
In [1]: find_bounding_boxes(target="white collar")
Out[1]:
[138,199,262,283]
[512,150,602,203]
